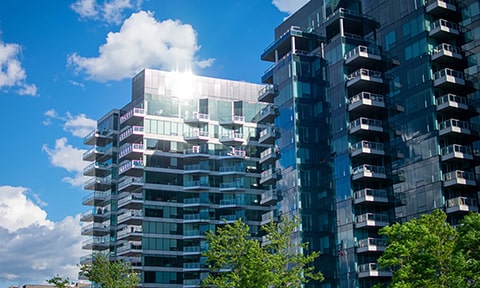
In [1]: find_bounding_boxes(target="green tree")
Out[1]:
[47,275,71,288]
[80,253,140,288]
[377,210,463,288]
[456,212,480,287]
[203,217,323,288]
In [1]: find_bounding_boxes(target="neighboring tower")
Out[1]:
[81,69,277,287]
[262,0,479,287]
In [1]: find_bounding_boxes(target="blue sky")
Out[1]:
[0,0,308,286]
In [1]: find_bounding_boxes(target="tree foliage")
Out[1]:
[203,217,323,288]
[47,275,71,288]
[80,253,140,288]
[377,210,480,288]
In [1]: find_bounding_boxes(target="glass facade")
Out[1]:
[262,0,480,287]
[81,69,277,287]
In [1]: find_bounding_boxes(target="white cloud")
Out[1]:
[0,186,52,232]
[0,37,37,96]
[42,137,86,187]
[43,109,96,138]
[272,0,309,14]
[71,0,143,24]
[0,186,83,286]
[68,11,214,82]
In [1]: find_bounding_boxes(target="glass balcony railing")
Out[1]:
[119,107,145,124]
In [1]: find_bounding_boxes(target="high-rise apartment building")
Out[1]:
[260,0,480,287]
[80,69,278,287]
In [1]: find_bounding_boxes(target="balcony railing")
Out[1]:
[350,140,384,156]
[446,196,478,213]
[350,117,383,134]
[353,188,388,204]
[436,94,468,111]
[352,164,386,180]
[441,144,473,161]
[357,237,386,252]
[356,213,389,228]
[119,107,145,124]
[357,263,392,278]
[438,119,470,136]
[348,92,385,111]
[443,170,476,187]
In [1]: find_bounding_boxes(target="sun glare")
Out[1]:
[168,69,197,100]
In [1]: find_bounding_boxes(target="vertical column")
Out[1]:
[340,18,344,37]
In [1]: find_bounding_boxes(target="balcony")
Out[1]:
[357,263,392,278]
[117,193,143,209]
[324,8,379,40]
[184,163,211,174]
[84,129,113,146]
[117,241,142,256]
[426,0,457,18]
[80,207,109,222]
[184,112,209,126]
[83,161,111,177]
[258,104,277,123]
[348,92,385,113]
[184,130,209,143]
[433,69,470,91]
[183,229,201,239]
[219,115,245,128]
[349,117,383,135]
[219,148,247,159]
[355,213,389,229]
[84,175,111,191]
[258,84,278,103]
[260,189,278,205]
[119,143,144,160]
[183,262,201,271]
[82,191,108,206]
[183,145,209,158]
[183,197,210,207]
[82,237,110,250]
[353,188,388,205]
[119,107,145,126]
[79,254,93,265]
[117,226,143,241]
[446,196,478,214]
[352,164,386,181]
[259,126,277,144]
[219,165,245,175]
[219,132,245,146]
[357,237,387,253]
[118,176,143,192]
[219,198,241,208]
[438,119,470,137]
[431,43,463,67]
[82,143,113,161]
[429,19,460,40]
[184,180,210,190]
[443,170,476,187]
[117,210,142,225]
[260,147,280,165]
[119,126,144,143]
[344,45,382,67]
[183,213,210,223]
[219,180,245,192]
[81,223,109,236]
[346,69,384,90]
[260,168,281,185]
[350,141,385,158]
[183,246,201,255]
[436,94,468,112]
[441,144,473,162]
[119,160,144,177]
